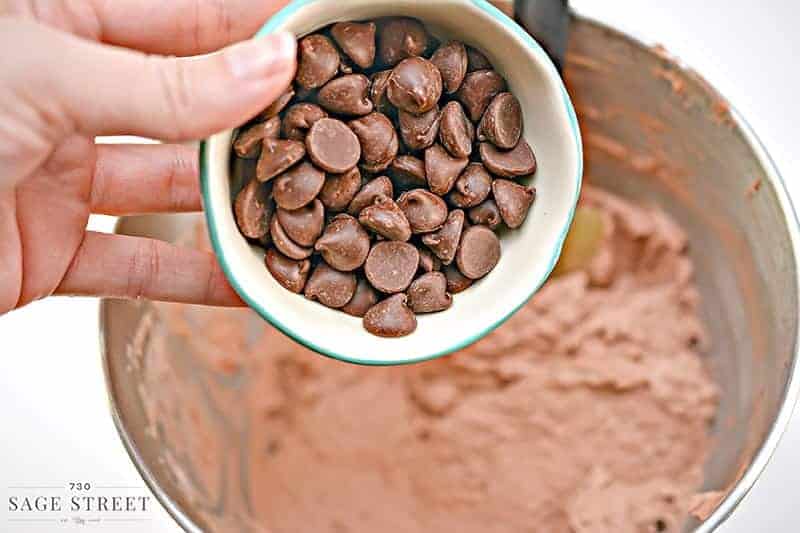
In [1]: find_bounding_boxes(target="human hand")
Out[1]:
[0,0,297,315]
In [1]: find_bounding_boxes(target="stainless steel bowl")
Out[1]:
[100,14,800,533]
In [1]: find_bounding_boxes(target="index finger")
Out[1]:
[91,0,291,56]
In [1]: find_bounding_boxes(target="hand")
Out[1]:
[0,0,297,315]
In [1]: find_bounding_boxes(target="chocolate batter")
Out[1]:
[132,186,718,533]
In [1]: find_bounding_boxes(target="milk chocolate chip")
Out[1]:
[234,117,281,158]
[387,57,443,115]
[369,70,394,114]
[282,103,328,141]
[456,70,507,122]
[349,112,399,173]
[260,87,295,119]
[398,107,440,151]
[425,144,469,196]
[363,294,417,337]
[314,214,370,271]
[447,163,492,208]
[358,194,412,242]
[398,189,448,233]
[365,241,420,293]
[478,92,523,149]
[456,225,501,279]
[273,161,325,210]
[347,176,393,216]
[492,179,535,229]
[276,199,325,246]
[479,140,537,177]
[256,139,306,182]
[407,272,452,313]
[296,34,340,90]
[317,74,374,116]
[304,261,357,308]
[390,155,427,191]
[265,248,311,294]
[377,17,429,67]
[466,46,492,71]
[430,41,468,94]
[319,167,361,212]
[418,248,442,273]
[341,278,379,317]
[421,209,465,265]
[331,21,376,69]
[306,118,361,173]
[468,198,502,229]
[234,179,273,239]
[270,215,313,260]
[438,101,474,158]
[443,263,473,293]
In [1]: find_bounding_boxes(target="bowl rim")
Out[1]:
[198,0,583,366]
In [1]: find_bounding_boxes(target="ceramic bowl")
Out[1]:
[199,0,582,365]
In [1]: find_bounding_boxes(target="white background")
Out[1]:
[1,1,798,531]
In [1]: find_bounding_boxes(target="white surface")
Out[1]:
[0,1,798,531]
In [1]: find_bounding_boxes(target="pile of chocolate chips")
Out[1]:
[231,17,536,338]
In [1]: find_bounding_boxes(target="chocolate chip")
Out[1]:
[478,92,523,149]
[398,106,440,151]
[319,167,361,212]
[331,21,376,69]
[317,74,374,116]
[341,278,379,317]
[296,34,340,90]
[230,156,257,200]
[282,103,328,141]
[369,70,394,115]
[387,57,443,115]
[468,198,502,229]
[418,248,442,273]
[377,17,429,67]
[234,117,281,158]
[349,112,398,173]
[438,101,474,158]
[389,155,427,191]
[397,189,448,234]
[314,214,370,271]
[265,248,311,294]
[456,69,506,122]
[363,293,417,337]
[359,194,412,241]
[421,209,465,265]
[306,118,361,173]
[260,87,295,119]
[407,272,452,313]
[479,140,537,177]
[492,179,535,229]
[466,46,492,71]
[304,261,357,308]
[447,163,492,208]
[272,161,325,210]
[456,225,501,279]
[443,263,473,293]
[347,176,393,216]
[270,214,313,260]
[365,241,420,293]
[424,144,469,196]
[256,139,306,182]
[234,179,273,239]
[430,41,468,94]
[276,199,325,246]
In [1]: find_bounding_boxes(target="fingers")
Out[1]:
[91,144,202,214]
[3,20,296,141]
[91,0,291,56]
[56,232,244,306]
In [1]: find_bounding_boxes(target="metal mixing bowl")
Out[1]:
[100,14,800,533]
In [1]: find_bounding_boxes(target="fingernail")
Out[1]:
[227,32,296,81]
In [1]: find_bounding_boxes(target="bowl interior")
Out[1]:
[201,0,582,365]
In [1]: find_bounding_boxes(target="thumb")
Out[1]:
[3,19,297,142]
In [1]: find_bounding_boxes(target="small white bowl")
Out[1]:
[199,0,582,365]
